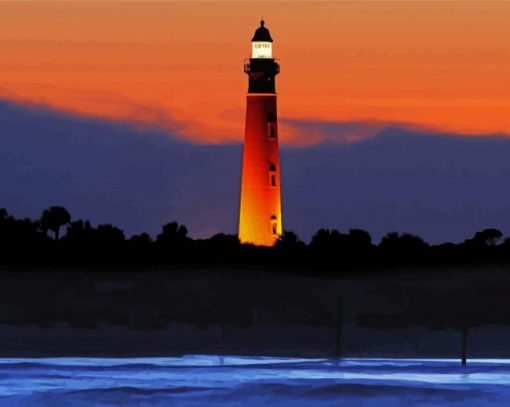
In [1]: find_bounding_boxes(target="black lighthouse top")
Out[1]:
[251,20,273,42]
[245,20,279,94]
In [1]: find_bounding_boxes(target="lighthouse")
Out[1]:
[238,20,283,246]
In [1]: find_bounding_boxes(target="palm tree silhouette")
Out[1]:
[40,206,71,240]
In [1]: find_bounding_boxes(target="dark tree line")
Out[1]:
[1,206,509,269]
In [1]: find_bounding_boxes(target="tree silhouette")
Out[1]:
[95,224,125,245]
[470,228,503,247]
[40,206,71,240]
[379,232,428,264]
[64,220,94,244]
[207,233,239,249]
[275,230,304,250]
[461,228,503,261]
[310,229,346,251]
[156,221,188,245]
[129,233,152,246]
[347,229,372,250]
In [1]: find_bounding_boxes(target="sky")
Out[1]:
[1,1,510,242]
[2,99,510,244]
[1,1,509,145]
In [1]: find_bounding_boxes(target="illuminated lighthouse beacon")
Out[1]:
[238,20,282,246]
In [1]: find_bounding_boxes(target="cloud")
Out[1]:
[280,118,383,146]
[280,117,453,147]
[2,99,510,244]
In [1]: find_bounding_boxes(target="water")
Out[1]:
[1,356,509,406]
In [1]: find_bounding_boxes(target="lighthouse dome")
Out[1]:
[251,20,273,43]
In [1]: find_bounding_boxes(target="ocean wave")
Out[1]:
[0,355,326,370]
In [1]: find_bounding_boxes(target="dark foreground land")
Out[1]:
[2,263,510,360]
[4,207,510,360]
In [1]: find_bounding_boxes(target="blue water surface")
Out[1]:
[0,356,509,406]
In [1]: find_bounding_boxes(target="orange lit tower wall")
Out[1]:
[238,21,282,246]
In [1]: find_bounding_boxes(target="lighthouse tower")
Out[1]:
[238,20,282,246]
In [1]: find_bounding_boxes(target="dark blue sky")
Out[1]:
[1,100,510,244]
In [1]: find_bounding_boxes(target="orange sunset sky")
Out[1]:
[1,1,509,145]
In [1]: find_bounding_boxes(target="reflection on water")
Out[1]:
[1,356,509,406]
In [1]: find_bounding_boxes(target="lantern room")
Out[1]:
[251,20,273,59]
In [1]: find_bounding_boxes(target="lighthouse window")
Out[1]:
[268,123,277,140]
[267,113,275,123]
[269,164,276,187]
[271,215,278,236]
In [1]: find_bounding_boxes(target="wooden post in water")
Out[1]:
[335,297,343,359]
[461,325,469,367]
